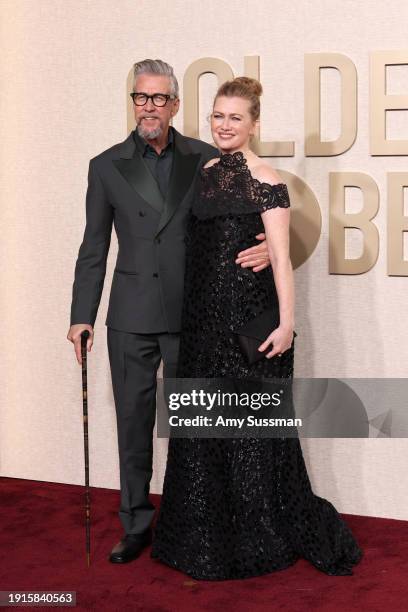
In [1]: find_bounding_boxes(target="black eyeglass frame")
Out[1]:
[129,92,177,107]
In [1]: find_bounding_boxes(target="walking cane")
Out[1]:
[81,330,91,567]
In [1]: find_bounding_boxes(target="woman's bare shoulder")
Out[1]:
[203,157,220,169]
[250,163,284,186]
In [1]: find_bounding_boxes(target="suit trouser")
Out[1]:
[107,327,180,535]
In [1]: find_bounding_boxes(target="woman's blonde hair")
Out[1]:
[214,76,263,121]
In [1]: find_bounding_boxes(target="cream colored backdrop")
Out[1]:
[1,0,407,520]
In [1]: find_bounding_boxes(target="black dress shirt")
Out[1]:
[133,126,175,199]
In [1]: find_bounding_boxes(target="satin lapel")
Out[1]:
[156,136,201,236]
[112,134,164,214]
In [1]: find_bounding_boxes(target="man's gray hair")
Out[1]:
[132,59,179,97]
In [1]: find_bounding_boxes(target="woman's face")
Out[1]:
[211,95,256,152]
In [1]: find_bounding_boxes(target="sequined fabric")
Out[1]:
[151,152,363,580]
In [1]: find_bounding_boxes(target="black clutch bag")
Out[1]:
[233,309,297,365]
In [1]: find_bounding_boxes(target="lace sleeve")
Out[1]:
[255,182,290,213]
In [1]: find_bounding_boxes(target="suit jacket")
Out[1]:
[70,128,217,333]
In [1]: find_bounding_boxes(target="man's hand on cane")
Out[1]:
[67,324,94,365]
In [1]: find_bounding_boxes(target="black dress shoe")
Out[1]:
[109,530,152,563]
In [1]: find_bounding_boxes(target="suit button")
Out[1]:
[153,273,158,278]
[155,237,161,244]
[139,211,145,217]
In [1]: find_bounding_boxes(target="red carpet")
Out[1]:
[0,477,406,611]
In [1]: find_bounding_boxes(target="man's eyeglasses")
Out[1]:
[130,92,176,107]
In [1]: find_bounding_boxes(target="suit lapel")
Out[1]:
[156,130,201,236]
[112,132,164,214]
[112,129,201,226]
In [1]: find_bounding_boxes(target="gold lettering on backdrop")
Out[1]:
[183,56,294,156]
[387,173,408,275]
[279,173,322,270]
[183,58,234,139]
[305,53,357,156]
[329,173,379,274]
[370,51,408,155]
[125,55,408,276]
[243,56,294,156]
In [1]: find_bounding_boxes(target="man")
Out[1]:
[67,59,271,564]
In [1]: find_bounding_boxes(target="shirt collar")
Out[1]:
[133,125,174,156]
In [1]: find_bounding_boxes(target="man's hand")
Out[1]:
[67,324,94,365]
[235,233,270,272]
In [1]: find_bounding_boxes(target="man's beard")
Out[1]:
[137,120,163,141]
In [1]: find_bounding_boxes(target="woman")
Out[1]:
[151,77,363,580]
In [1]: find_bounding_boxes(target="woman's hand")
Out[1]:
[258,325,294,359]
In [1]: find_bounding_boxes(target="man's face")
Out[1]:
[133,74,180,140]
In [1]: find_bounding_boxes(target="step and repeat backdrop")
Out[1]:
[1,0,407,519]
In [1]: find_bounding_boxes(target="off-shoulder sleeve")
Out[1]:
[255,182,290,213]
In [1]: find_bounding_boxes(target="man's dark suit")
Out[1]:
[70,127,217,534]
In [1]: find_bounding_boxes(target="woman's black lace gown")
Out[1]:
[151,152,363,580]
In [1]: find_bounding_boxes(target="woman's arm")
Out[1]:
[251,165,295,359]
